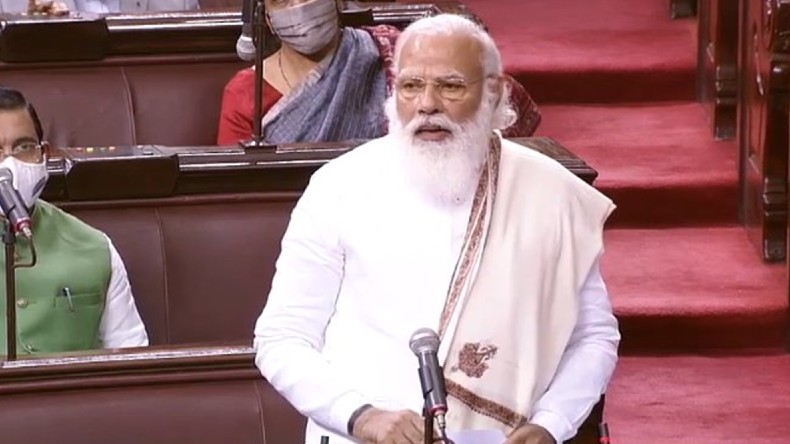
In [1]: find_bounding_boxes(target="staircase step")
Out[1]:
[608,354,790,443]
[461,0,697,102]
[536,102,738,227]
[604,226,787,353]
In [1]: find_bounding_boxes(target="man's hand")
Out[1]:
[351,407,425,444]
[504,423,556,444]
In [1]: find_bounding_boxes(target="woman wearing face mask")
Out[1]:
[217,0,398,145]
[216,0,542,145]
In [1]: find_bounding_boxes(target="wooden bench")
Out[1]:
[0,341,604,444]
[0,2,473,148]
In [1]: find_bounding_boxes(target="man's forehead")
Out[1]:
[398,33,484,78]
[0,109,37,144]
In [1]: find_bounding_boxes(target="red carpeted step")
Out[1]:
[607,355,790,443]
[604,227,787,353]
[535,102,738,227]
[460,0,697,103]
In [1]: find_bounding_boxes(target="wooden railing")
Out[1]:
[697,1,790,261]
[697,0,738,139]
[738,0,789,261]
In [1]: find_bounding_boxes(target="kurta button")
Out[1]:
[23,343,36,353]
[16,299,28,309]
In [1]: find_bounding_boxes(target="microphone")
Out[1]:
[598,422,611,444]
[0,168,32,239]
[236,0,256,61]
[409,328,448,432]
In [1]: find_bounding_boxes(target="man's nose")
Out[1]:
[417,85,443,115]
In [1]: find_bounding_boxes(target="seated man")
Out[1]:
[217,0,540,145]
[0,86,149,355]
[254,13,618,444]
[0,0,197,14]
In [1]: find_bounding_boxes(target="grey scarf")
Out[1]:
[263,27,388,144]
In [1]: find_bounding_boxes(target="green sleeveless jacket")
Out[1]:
[0,200,111,355]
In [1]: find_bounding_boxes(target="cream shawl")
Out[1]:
[439,136,614,431]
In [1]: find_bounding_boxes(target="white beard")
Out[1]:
[385,95,495,206]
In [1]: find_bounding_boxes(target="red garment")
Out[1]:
[217,68,284,146]
[216,25,541,145]
[217,25,399,146]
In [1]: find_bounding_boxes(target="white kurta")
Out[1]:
[99,236,149,349]
[254,135,619,443]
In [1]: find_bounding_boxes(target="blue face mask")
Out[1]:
[268,0,339,55]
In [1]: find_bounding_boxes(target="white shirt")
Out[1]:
[98,236,149,349]
[254,137,620,443]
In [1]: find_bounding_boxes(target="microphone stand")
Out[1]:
[241,0,277,151]
[4,221,37,362]
[423,404,434,444]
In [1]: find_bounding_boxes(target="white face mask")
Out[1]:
[0,156,48,210]
[268,0,339,55]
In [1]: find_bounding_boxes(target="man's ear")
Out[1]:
[489,75,505,107]
[40,141,51,159]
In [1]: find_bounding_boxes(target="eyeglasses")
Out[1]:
[1,142,44,164]
[395,76,486,101]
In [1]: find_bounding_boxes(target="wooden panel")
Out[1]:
[738,0,789,261]
[0,2,479,149]
[41,137,598,203]
[0,344,304,444]
[0,343,603,444]
[0,2,472,63]
[697,0,739,139]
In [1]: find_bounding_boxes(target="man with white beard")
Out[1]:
[253,13,620,444]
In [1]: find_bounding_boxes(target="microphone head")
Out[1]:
[409,328,440,355]
[0,168,13,182]
[236,35,256,62]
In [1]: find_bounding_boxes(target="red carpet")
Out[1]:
[608,355,790,443]
[605,227,787,352]
[536,103,738,226]
[462,0,697,103]
[455,0,790,441]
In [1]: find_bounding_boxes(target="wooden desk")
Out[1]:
[0,2,472,63]
[0,341,602,444]
[0,343,303,444]
[43,137,597,202]
[35,138,598,347]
